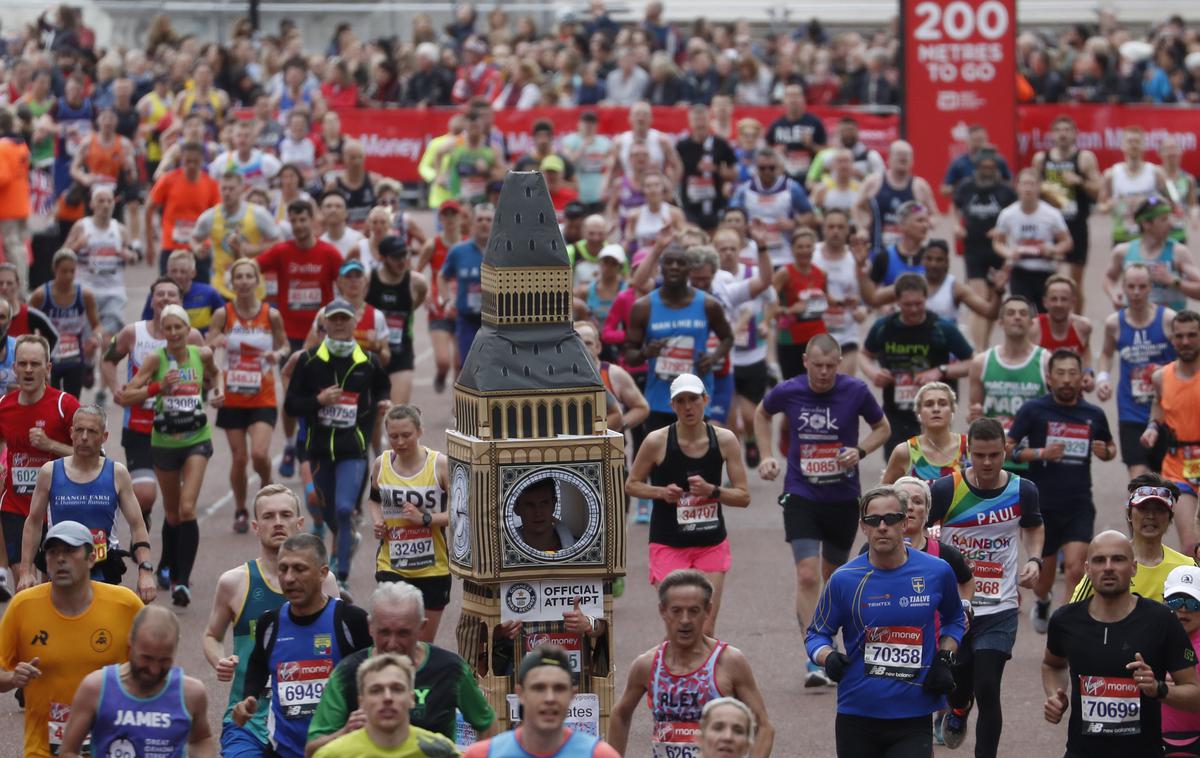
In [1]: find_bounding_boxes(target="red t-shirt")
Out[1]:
[0,388,79,515]
[256,239,344,340]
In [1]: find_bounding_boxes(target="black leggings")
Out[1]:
[947,649,1008,758]
[835,713,932,758]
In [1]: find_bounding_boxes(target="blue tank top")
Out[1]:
[646,289,711,413]
[268,598,341,756]
[91,664,192,758]
[1117,306,1176,423]
[49,458,120,578]
[41,283,87,365]
[1124,239,1186,310]
[487,728,601,757]
[881,244,926,285]
[872,176,915,249]
[586,280,624,327]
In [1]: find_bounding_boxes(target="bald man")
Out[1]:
[1043,530,1200,758]
[59,606,215,757]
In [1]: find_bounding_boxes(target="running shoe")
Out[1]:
[744,440,760,469]
[634,499,651,524]
[933,712,946,745]
[156,567,171,591]
[0,567,12,602]
[233,510,249,534]
[434,372,448,394]
[942,705,971,749]
[279,445,296,478]
[804,661,831,688]
[171,584,191,608]
[1032,595,1052,634]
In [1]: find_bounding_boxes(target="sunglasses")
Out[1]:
[1130,485,1176,504]
[1166,595,1200,613]
[862,512,906,528]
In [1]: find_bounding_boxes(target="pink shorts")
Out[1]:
[648,540,732,584]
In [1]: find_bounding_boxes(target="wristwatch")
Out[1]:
[138,561,154,573]
[710,485,722,501]
[421,511,433,527]
[1155,680,1170,700]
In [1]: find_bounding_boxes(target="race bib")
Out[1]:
[386,313,408,346]
[1130,365,1156,404]
[656,336,695,380]
[863,626,924,680]
[824,304,848,330]
[800,292,828,320]
[388,525,435,570]
[685,175,716,203]
[171,220,195,245]
[264,272,279,298]
[524,633,582,673]
[893,372,917,411]
[733,320,753,349]
[49,701,70,755]
[466,282,482,312]
[652,721,701,758]
[784,149,811,176]
[1046,421,1090,459]
[12,466,40,496]
[163,393,200,414]
[799,443,844,482]
[1181,445,1200,482]
[89,248,121,276]
[288,283,322,311]
[226,359,262,395]
[276,659,333,719]
[55,334,81,362]
[91,528,108,563]
[317,391,359,428]
[460,176,487,201]
[1079,675,1141,736]
[677,494,719,530]
[970,560,1004,606]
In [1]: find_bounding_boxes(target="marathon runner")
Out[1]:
[121,304,222,607]
[0,334,79,591]
[859,273,974,456]
[1099,126,1170,246]
[773,229,828,380]
[953,146,1016,347]
[0,300,25,394]
[855,141,937,253]
[0,520,143,758]
[1143,309,1200,557]
[1032,115,1101,306]
[57,606,215,757]
[1105,196,1200,312]
[465,645,620,758]
[306,582,496,753]
[929,417,1044,755]
[366,236,427,407]
[437,111,502,207]
[206,258,288,533]
[1043,530,1200,758]
[28,249,103,396]
[860,201,930,287]
[857,238,1003,323]
[608,570,773,757]
[144,141,220,276]
[696,698,757,758]
[807,485,965,757]
[439,204,493,371]
[892,476,976,603]
[20,403,155,600]
[1162,564,1200,755]
[366,405,452,641]
[575,320,649,435]
[1031,276,1093,377]
[811,210,863,375]
[727,148,814,269]
[882,382,969,482]
[139,249,226,336]
[1096,263,1176,477]
[414,201,465,392]
[1070,475,1194,604]
[204,484,340,758]
[285,297,391,589]
[626,374,749,632]
[311,652,458,758]
[753,334,889,686]
[992,169,1072,307]
[231,534,372,758]
[1008,348,1115,630]
[190,169,281,301]
[317,191,365,260]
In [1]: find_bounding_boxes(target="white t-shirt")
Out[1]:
[813,242,861,346]
[995,200,1068,273]
[207,149,282,189]
[729,264,776,366]
[320,227,366,260]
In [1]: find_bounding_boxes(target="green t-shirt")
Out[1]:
[446,146,496,205]
[308,643,495,743]
[313,725,459,757]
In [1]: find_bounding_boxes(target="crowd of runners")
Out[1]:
[0,7,1197,758]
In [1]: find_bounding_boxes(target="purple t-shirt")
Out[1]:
[762,373,884,501]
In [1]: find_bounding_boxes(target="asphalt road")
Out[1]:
[0,210,1184,756]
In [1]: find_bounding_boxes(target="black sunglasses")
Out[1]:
[862,512,906,527]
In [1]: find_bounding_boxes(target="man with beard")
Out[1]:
[1043,531,1200,758]
[57,606,215,757]
[1143,309,1200,558]
[1008,348,1115,632]
[968,296,1048,461]
[1033,116,1101,305]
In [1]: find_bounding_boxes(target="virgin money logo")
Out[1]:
[277,660,332,681]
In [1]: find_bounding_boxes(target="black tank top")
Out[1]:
[366,269,413,356]
[649,423,727,548]
[1040,150,1092,231]
[336,174,377,228]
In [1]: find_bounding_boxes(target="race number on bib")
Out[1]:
[163,394,200,413]
[89,249,121,276]
[317,391,359,428]
[54,334,81,362]
[863,626,924,680]
[386,314,408,346]
[276,659,334,719]
[226,360,262,395]
[49,701,74,755]
[12,467,40,496]
[893,372,917,411]
[676,494,719,530]
[656,336,695,380]
[91,528,108,563]
[1046,421,1090,458]
[171,221,195,245]
[971,560,1004,606]
[289,284,322,311]
[1079,675,1141,736]
[524,633,582,673]
[686,176,716,203]
[1130,365,1156,404]
[466,283,482,312]
[652,721,701,758]
[799,443,844,482]
[1182,445,1200,482]
[388,525,435,570]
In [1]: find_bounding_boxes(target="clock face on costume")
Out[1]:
[450,463,471,563]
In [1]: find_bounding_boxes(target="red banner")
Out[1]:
[1018,104,1200,174]
[336,106,900,183]
[902,0,1017,204]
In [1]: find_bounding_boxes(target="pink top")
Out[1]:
[1162,626,1200,736]
[601,286,645,375]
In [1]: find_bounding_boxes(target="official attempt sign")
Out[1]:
[903,0,1017,198]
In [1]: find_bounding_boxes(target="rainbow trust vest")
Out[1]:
[937,472,1025,617]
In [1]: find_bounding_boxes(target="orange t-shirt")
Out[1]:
[149,168,220,251]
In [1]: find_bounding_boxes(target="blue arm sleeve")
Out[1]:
[936,564,967,645]
[805,575,844,660]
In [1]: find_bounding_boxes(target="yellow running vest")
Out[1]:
[374,448,449,577]
[211,204,266,300]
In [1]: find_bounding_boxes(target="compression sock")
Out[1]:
[175,520,199,587]
[159,522,177,577]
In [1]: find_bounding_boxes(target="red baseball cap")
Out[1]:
[439,200,464,215]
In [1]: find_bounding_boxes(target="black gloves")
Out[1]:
[823,650,850,682]
[923,649,957,695]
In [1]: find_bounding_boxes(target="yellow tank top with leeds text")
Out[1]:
[0,582,142,758]
[375,448,449,577]
[211,204,266,300]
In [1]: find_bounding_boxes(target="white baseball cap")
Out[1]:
[598,244,627,264]
[1165,565,1200,603]
[669,373,706,400]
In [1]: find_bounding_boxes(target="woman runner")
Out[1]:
[882,381,970,483]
